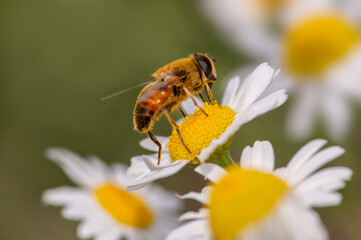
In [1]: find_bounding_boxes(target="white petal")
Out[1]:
[277,197,328,240]
[284,139,327,178]
[43,187,98,220]
[289,146,345,185]
[77,215,116,239]
[222,76,241,106]
[177,186,212,205]
[194,163,227,183]
[140,136,169,152]
[240,141,275,172]
[94,225,123,240]
[87,155,110,183]
[238,89,288,125]
[127,156,188,191]
[142,184,183,213]
[126,154,155,177]
[321,90,351,141]
[42,187,90,206]
[179,208,209,221]
[295,166,352,207]
[240,195,328,240]
[299,192,343,208]
[296,166,352,193]
[127,153,172,177]
[233,63,274,112]
[240,145,252,168]
[111,163,131,185]
[286,87,319,140]
[61,201,98,220]
[45,148,99,188]
[327,46,361,100]
[166,220,211,240]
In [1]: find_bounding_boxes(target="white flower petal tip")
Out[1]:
[240,140,275,172]
[221,76,241,106]
[43,148,182,240]
[274,68,281,77]
[44,147,104,188]
[239,88,288,126]
[296,166,353,207]
[285,139,328,173]
[285,143,346,186]
[45,147,73,164]
[176,187,212,205]
[126,156,189,191]
[234,62,275,111]
[194,163,227,183]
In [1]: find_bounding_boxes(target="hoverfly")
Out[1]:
[102,53,217,164]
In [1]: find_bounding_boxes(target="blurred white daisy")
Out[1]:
[167,139,352,240]
[201,0,361,141]
[126,63,287,191]
[42,148,182,240]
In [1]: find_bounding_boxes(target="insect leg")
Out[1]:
[147,131,162,165]
[205,83,216,104]
[182,87,208,116]
[164,111,191,154]
[198,93,207,103]
[178,107,187,118]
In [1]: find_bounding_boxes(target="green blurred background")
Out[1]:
[1,0,360,239]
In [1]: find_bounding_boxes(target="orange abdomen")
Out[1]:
[134,82,172,132]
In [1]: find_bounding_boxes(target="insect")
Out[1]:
[133,53,217,165]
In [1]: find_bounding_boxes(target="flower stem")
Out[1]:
[212,149,237,168]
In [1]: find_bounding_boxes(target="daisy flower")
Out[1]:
[201,0,361,141]
[126,63,287,191]
[167,139,352,240]
[42,148,182,240]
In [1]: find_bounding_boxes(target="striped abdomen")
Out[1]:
[134,81,172,133]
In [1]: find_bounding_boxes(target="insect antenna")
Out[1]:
[100,81,150,101]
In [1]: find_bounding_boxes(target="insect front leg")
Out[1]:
[205,83,216,104]
[147,131,162,165]
[164,111,191,154]
[182,87,208,116]
[178,106,187,118]
[198,93,207,103]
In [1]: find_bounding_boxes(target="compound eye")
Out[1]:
[195,54,214,79]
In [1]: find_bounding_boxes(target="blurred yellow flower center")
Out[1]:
[209,167,288,240]
[284,14,359,77]
[94,183,153,228]
[255,0,284,15]
[167,103,235,162]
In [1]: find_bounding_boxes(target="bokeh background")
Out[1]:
[1,0,360,239]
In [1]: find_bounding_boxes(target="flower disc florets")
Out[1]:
[167,103,235,164]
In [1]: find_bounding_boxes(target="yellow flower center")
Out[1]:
[94,183,153,228]
[255,0,285,16]
[167,103,235,163]
[283,14,359,77]
[209,167,288,240]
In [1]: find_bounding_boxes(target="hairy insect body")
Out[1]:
[134,81,173,133]
[133,53,217,164]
